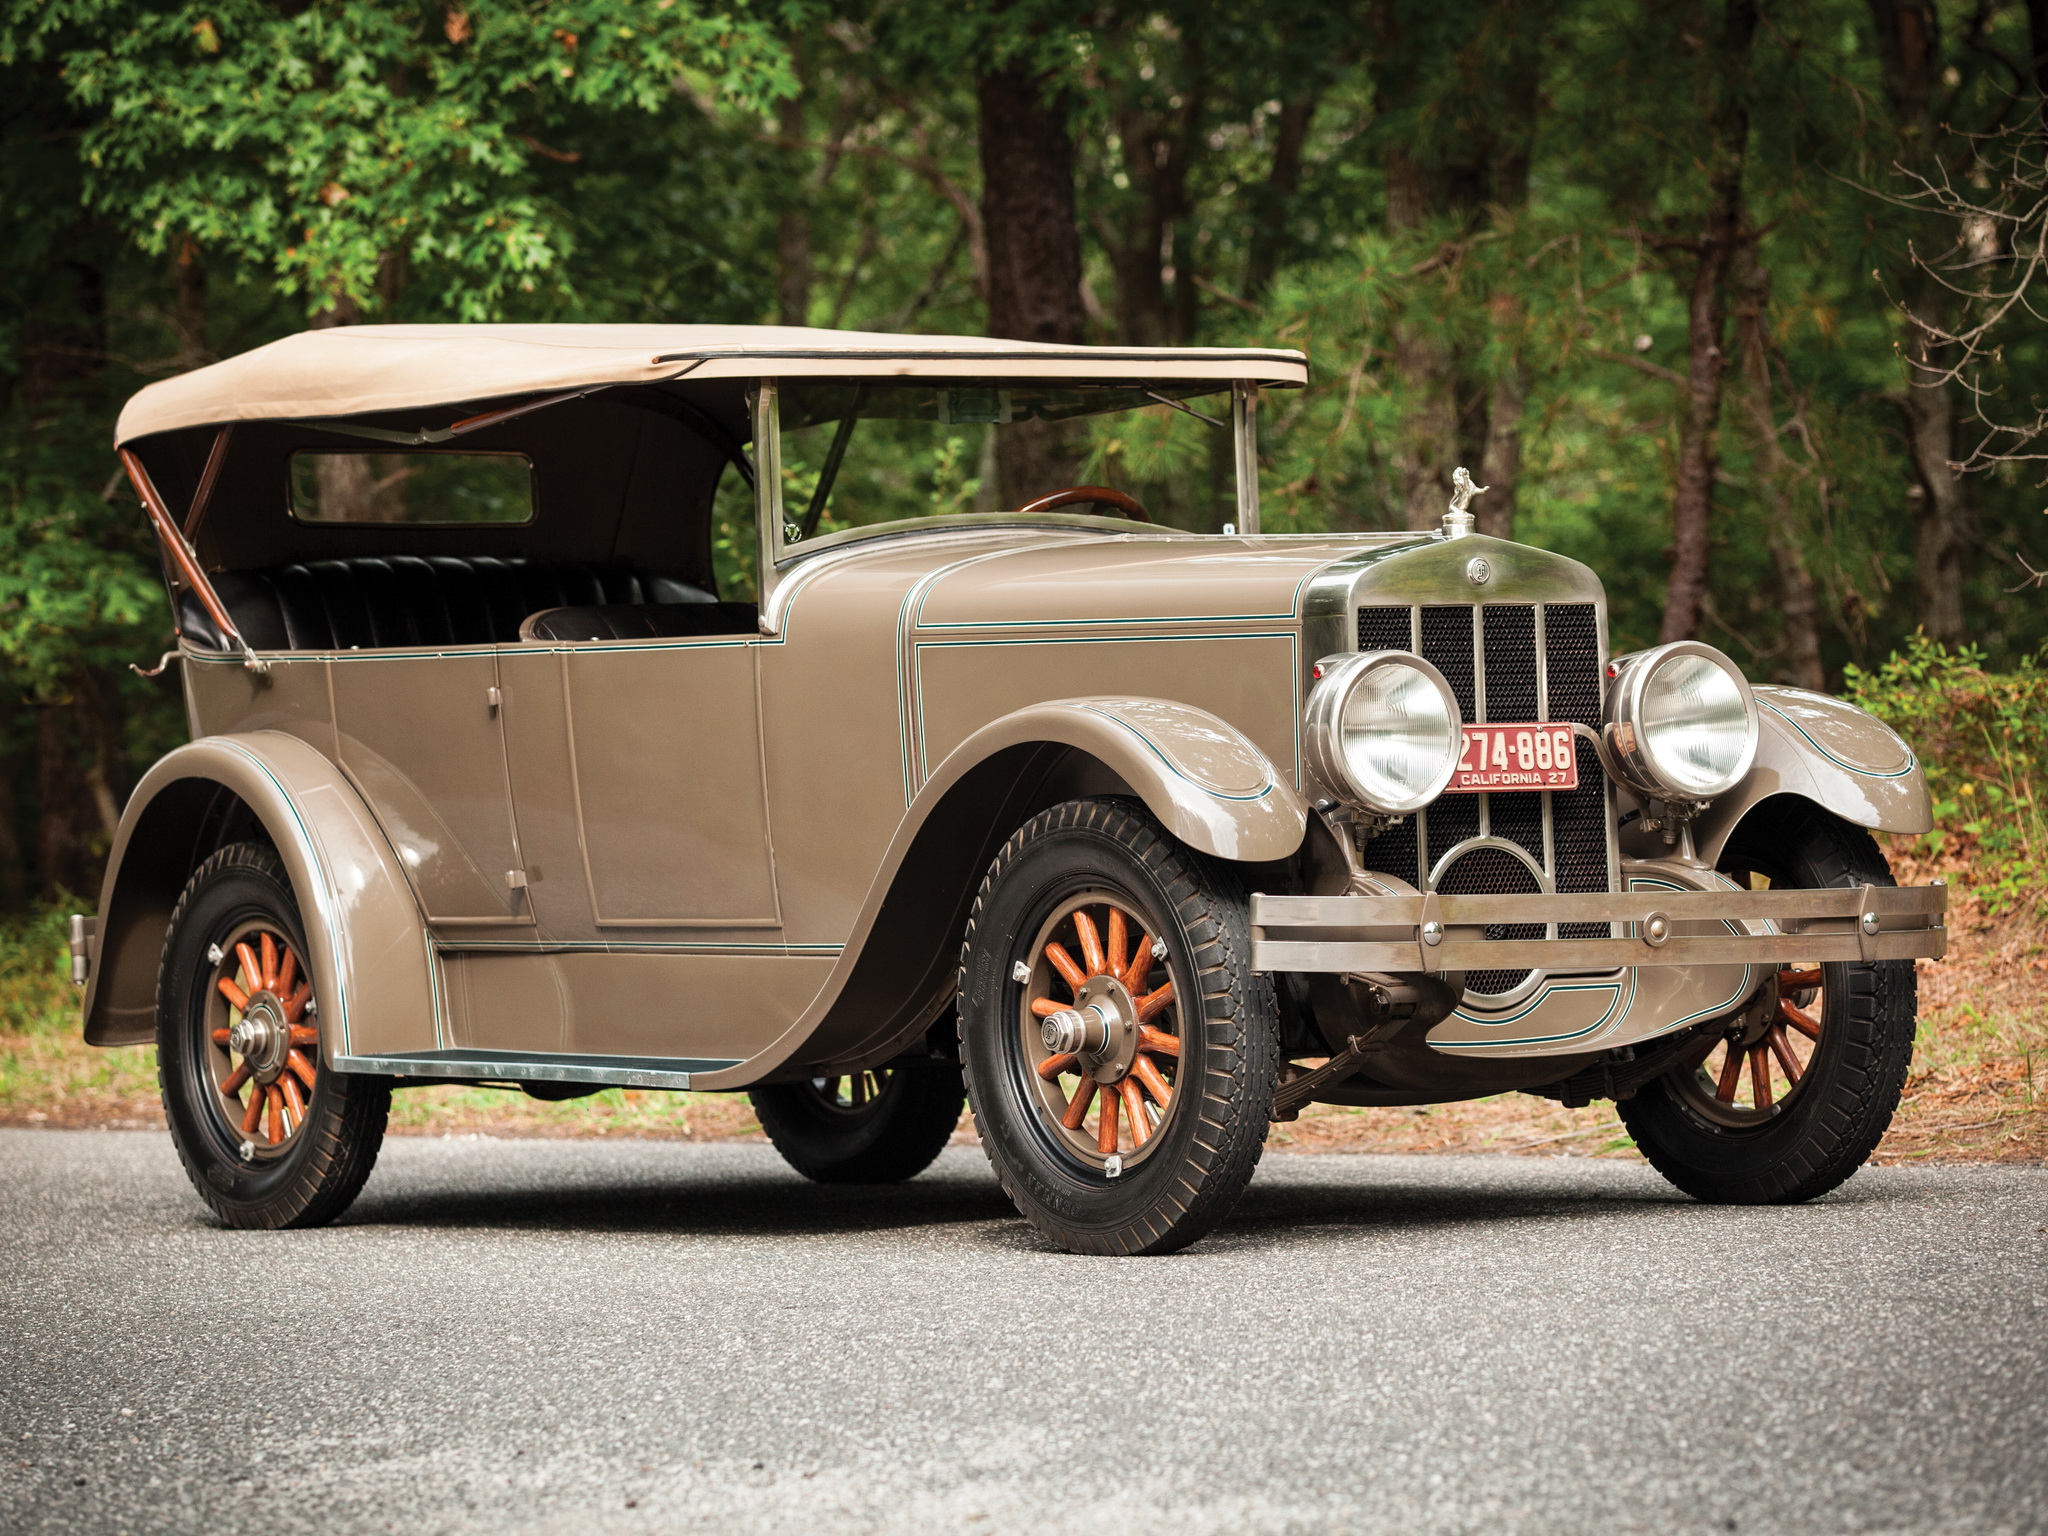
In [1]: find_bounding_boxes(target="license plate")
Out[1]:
[1448,723,1580,792]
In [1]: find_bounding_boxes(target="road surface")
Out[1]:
[1,1129,2043,1534]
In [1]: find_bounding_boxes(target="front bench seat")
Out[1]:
[178,556,734,652]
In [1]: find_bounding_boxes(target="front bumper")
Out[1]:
[1249,883,1947,974]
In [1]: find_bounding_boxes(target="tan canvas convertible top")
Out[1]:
[114,324,1310,445]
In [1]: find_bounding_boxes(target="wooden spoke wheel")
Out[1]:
[1618,804,1917,1206]
[157,842,390,1229]
[750,1057,964,1184]
[202,920,320,1155]
[1018,891,1182,1171]
[1677,963,1825,1127]
[958,799,1278,1256]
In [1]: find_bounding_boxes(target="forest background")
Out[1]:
[3,0,2047,911]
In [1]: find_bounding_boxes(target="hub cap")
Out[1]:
[1018,892,1182,1170]
[205,925,319,1155]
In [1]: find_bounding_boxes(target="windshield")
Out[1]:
[773,379,1233,542]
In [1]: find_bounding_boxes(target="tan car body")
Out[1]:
[81,325,1944,1107]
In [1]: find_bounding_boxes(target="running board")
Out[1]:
[331,1049,743,1091]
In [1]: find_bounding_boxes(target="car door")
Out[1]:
[329,651,533,927]
[496,635,821,1065]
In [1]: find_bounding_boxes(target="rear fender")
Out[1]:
[83,732,433,1060]
[1692,686,1932,866]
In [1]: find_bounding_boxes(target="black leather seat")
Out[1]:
[178,556,730,651]
[518,603,759,642]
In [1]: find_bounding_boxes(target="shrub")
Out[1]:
[1842,635,2048,916]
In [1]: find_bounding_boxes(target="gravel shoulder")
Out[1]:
[1,1129,2044,1536]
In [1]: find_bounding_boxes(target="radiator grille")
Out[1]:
[1353,599,1615,977]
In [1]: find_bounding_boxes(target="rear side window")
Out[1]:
[288,450,534,525]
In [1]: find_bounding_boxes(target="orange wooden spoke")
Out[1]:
[1749,1046,1773,1110]
[1045,942,1088,995]
[265,1084,285,1144]
[1779,1000,1821,1041]
[285,983,312,1020]
[1131,1054,1174,1107]
[234,942,263,993]
[288,1025,318,1046]
[1135,983,1175,1022]
[288,1050,318,1091]
[1714,1043,1745,1103]
[1766,1024,1802,1085]
[1138,1025,1180,1058]
[851,1073,870,1108]
[259,933,279,991]
[1097,1083,1121,1154]
[1030,997,1068,1018]
[240,1082,264,1134]
[1106,908,1128,979]
[1778,967,1822,993]
[220,1062,250,1097]
[1121,934,1152,993]
[276,946,298,997]
[281,1072,307,1123]
[217,976,251,1011]
[1119,1078,1150,1147]
[1074,911,1106,977]
[212,1027,232,1047]
[1038,1052,1079,1081]
[1061,1075,1099,1131]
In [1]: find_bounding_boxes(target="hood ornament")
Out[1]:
[1443,466,1488,540]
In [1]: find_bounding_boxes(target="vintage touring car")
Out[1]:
[77,324,1946,1254]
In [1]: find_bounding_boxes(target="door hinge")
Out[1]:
[505,869,529,890]
[487,685,502,713]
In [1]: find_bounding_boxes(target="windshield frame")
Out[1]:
[750,376,1263,620]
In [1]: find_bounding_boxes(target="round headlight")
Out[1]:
[1304,651,1462,815]
[1604,641,1757,800]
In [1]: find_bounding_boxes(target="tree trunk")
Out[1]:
[1659,0,1757,645]
[174,236,209,367]
[1732,250,1825,688]
[776,70,812,327]
[979,64,1087,503]
[1867,0,1969,643]
[1243,97,1316,304]
[1385,147,1463,531]
[1475,331,1526,540]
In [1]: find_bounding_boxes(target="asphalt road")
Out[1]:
[1,1130,2043,1536]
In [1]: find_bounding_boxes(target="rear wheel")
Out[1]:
[750,1058,965,1183]
[157,842,390,1228]
[958,799,1277,1255]
[1619,804,1916,1204]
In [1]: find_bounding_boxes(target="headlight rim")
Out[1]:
[1303,649,1464,816]
[1603,640,1759,801]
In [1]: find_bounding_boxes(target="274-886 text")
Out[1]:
[1449,723,1579,792]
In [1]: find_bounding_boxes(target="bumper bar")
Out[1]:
[1249,882,1947,974]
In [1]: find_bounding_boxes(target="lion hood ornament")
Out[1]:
[1443,466,1488,539]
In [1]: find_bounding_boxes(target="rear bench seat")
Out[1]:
[178,556,755,651]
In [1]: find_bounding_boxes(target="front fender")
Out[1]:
[84,732,434,1061]
[1693,686,1932,866]
[951,696,1309,862]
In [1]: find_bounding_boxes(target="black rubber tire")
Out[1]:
[750,1058,965,1183]
[157,842,391,1229]
[1618,803,1917,1204]
[957,798,1278,1255]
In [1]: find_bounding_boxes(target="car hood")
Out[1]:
[800,528,1432,632]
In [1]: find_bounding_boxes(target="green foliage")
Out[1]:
[1844,636,2048,916]
[5,0,798,321]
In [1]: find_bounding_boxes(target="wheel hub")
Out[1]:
[228,998,290,1082]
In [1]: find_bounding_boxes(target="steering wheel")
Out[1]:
[1013,485,1153,524]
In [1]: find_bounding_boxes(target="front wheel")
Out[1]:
[958,799,1278,1255]
[157,842,391,1229]
[1619,804,1917,1204]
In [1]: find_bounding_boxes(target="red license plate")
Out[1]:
[1448,723,1580,792]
